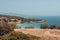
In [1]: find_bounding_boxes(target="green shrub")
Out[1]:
[40,23,49,29]
[49,24,59,29]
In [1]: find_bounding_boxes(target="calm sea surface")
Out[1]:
[17,16,60,28]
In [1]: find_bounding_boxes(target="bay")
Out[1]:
[17,16,60,28]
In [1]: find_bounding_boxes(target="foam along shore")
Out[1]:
[14,29,60,40]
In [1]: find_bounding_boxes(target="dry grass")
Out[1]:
[14,29,60,40]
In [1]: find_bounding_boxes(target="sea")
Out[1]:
[17,16,60,28]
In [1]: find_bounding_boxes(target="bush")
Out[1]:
[25,26,34,29]
[40,23,49,29]
[49,24,59,29]
[58,26,60,29]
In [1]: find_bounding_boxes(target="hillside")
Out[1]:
[0,14,44,23]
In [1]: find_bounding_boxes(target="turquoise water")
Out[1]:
[17,16,60,28]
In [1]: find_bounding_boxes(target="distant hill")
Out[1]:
[0,14,26,20]
[0,12,29,18]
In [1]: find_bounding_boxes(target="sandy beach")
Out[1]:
[14,29,60,40]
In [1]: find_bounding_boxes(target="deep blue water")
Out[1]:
[17,16,60,28]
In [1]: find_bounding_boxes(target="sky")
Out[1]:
[0,0,60,16]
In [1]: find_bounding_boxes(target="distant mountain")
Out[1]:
[0,14,26,20]
[0,12,23,16]
[0,12,34,18]
[0,12,40,18]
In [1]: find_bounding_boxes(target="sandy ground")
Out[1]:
[14,29,60,40]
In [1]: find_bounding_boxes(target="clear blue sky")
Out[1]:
[0,0,60,16]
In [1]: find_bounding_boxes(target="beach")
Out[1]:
[14,29,60,40]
